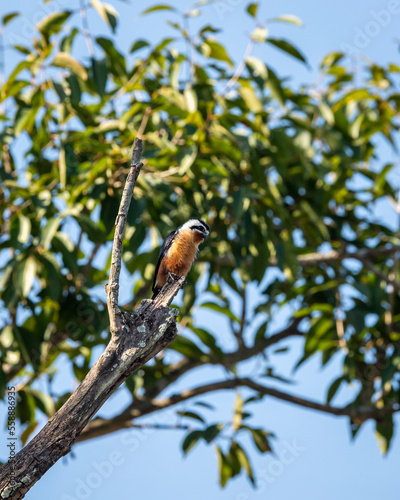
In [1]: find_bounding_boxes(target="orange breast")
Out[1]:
[156,230,200,287]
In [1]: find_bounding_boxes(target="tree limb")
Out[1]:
[78,376,400,443]
[204,245,400,269]
[78,321,304,442]
[107,137,143,336]
[0,138,186,499]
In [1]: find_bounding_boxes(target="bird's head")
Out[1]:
[180,218,210,242]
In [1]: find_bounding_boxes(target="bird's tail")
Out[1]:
[151,286,161,300]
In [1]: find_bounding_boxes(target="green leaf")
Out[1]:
[182,430,203,454]
[376,415,393,454]
[215,446,232,487]
[60,27,79,53]
[0,263,14,291]
[266,65,286,106]
[239,87,263,113]
[178,145,198,175]
[0,368,7,399]
[21,422,38,447]
[200,301,240,322]
[31,389,56,417]
[232,393,244,431]
[40,218,61,250]
[37,252,62,300]
[17,389,36,426]
[190,326,224,359]
[318,101,335,125]
[246,3,258,18]
[201,40,233,66]
[17,256,37,298]
[14,106,39,136]
[74,213,106,242]
[53,52,88,81]
[141,4,176,15]
[228,442,242,478]
[269,15,303,26]
[169,336,207,360]
[327,376,345,403]
[177,411,205,423]
[246,56,268,81]
[254,320,268,343]
[0,80,30,102]
[130,40,150,53]
[59,146,67,189]
[194,401,215,411]
[266,38,308,65]
[90,0,118,33]
[91,58,108,96]
[95,37,126,78]
[37,10,72,37]
[52,233,77,273]
[184,88,198,113]
[233,442,255,485]
[2,12,19,26]
[203,423,223,443]
[332,89,372,112]
[250,428,272,453]
[17,215,31,244]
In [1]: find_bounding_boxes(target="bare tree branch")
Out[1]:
[79,0,95,57]
[204,245,400,269]
[79,376,400,443]
[0,139,187,500]
[78,321,304,442]
[358,256,400,292]
[107,137,143,336]
[223,38,255,95]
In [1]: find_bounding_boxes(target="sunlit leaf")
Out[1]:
[269,15,303,26]
[37,10,72,37]
[90,0,119,33]
[246,3,258,18]
[2,12,19,26]
[141,4,176,15]
[53,52,88,80]
[266,38,308,65]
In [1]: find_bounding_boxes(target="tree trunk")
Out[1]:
[0,278,184,499]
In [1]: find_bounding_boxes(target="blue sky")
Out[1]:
[1,0,400,499]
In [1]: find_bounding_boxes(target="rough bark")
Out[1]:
[0,138,186,499]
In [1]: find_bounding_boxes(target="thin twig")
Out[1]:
[78,374,399,442]
[79,0,95,58]
[223,39,255,95]
[335,289,347,352]
[359,257,400,293]
[202,245,400,269]
[107,138,143,336]
[0,26,6,116]
[235,286,247,348]
[183,12,195,83]
[137,106,151,138]
[386,188,400,333]
[109,59,148,102]
[121,422,193,431]
[84,242,101,274]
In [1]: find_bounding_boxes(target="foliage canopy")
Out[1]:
[0,0,400,487]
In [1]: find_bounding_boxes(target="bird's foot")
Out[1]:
[167,272,181,281]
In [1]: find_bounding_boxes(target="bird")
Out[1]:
[152,219,210,298]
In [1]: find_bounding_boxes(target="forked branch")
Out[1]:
[0,138,186,499]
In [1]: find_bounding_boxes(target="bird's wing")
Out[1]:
[152,230,177,292]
